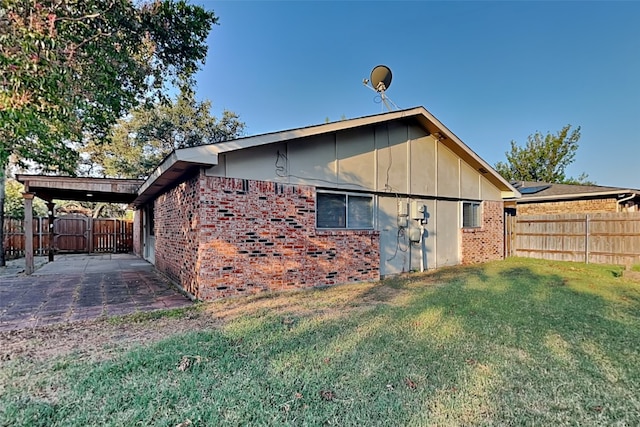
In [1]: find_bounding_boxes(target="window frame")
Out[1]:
[316,191,374,230]
[461,201,482,229]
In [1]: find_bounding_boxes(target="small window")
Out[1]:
[462,202,481,228]
[317,192,373,229]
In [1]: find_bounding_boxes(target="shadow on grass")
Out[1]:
[2,259,640,426]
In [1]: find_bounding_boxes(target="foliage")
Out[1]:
[0,0,218,174]
[3,179,47,217]
[1,258,639,425]
[55,200,129,218]
[495,125,593,184]
[0,0,217,263]
[80,90,245,178]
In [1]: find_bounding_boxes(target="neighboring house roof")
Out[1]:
[513,181,640,202]
[132,106,520,207]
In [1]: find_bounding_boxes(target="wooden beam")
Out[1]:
[23,192,35,275]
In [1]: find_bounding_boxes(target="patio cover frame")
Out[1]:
[15,175,143,274]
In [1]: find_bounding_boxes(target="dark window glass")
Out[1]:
[317,193,374,229]
[348,195,373,229]
[462,202,481,228]
[317,193,346,228]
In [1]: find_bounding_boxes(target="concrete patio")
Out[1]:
[0,254,193,331]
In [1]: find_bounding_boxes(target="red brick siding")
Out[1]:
[151,171,380,300]
[154,175,201,297]
[461,200,504,264]
[518,198,617,215]
[196,175,380,300]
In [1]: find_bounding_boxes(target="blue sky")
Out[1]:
[194,1,640,187]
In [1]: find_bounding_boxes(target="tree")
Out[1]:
[0,0,218,265]
[80,89,245,179]
[3,179,47,218]
[494,125,592,184]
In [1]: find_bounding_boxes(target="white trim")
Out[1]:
[461,201,482,229]
[132,106,521,207]
[519,190,640,202]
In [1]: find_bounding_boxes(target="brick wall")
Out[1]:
[518,198,618,215]
[461,200,504,265]
[153,171,380,300]
[154,174,201,297]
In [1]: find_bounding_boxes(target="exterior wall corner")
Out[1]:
[461,200,504,265]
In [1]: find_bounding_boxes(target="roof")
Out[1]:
[132,106,520,206]
[513,181,640,202]
[17,175,144,204]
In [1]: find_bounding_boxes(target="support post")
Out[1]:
[23,192,35,275]
[47,201,55,262]
[87,216,93,254]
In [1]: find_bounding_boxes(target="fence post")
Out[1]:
[585,214,590,264]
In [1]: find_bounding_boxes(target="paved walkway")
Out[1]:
[0,254,193,331]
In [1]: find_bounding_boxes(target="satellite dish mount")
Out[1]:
[363,65,398,111]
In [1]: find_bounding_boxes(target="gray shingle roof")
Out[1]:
[513,181,640,201]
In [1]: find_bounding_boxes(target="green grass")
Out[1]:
[2,258,640,426]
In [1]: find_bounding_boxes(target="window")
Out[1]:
[317,192,373,229]
[462,201,481,228]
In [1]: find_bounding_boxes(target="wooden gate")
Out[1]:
[54,214,89,253]
[3,215,134,258]
[504,209,517,257]
[92,218,134,253]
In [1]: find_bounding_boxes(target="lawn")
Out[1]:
[1,258,639,426]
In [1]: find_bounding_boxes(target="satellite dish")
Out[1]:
[362,64,398,111]
[370,65,392,92]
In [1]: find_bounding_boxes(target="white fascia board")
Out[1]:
[417,108,521,198]
[136,147,219,199]
[187,108,428,155]
[189,106,520,198]
[520,190,640,202]
[135,106,522,203]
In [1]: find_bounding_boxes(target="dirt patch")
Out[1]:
[623,270,640,282]
[0,310,220,362]
[0,280,419,363]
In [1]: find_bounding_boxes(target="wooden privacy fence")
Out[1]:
[4,217,50,259]
[510,212,640,265]
[3,215,133,259]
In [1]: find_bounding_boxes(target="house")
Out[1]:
[129,107,519,300]
[512,181,640,215]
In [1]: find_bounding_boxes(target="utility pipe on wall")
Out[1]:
[419,224,425,272]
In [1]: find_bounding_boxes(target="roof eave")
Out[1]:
[411,109,520,198]
[175,106,520,198]
[132,106,521,205]
[518,190,640,202]
[131,147,220,207]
